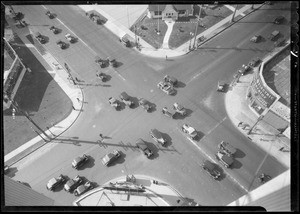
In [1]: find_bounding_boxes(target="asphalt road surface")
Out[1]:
[10,4,290,206]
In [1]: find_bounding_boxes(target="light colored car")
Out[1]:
[72,154,89,169]
[102,150,121,166]
[108,97,120,109]
[238,64,251,75]
[173,103,186,115]
[202,160,221,180]
[64,175,84,192]
[65,33,76,43]
[218,141,236,157]
[136,138,153,158]
[150,129,166,146]
[46,174,66,191]
[157,81,176,95]
[250,35,261,43]
[181,124,197,140]
[74,181,94,196]
[216,151,234,168]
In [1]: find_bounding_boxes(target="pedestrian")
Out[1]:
[72,106,75,110]
[238,122,243,127]
[77,98,80,103]
[75,77,79,82]
[177,199,180,204]
[99,134,103,140]
[165,55,168,61]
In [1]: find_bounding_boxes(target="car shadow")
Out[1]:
[161,132,173,147]
[52,175,69,192]
[149,102,157,113]
[173,108,193,120]
[118,101,126,111]
[130,97,140,109]
[234,148,246,159]
[214,164,226,181]
[108,151,126,167]
[144,141,159,159]
[175,81,186,88]
[230,158,242,169]
[195,131,204,141]
[78,156,95,170]
[19,181,31,188]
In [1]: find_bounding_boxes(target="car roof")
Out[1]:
[76,185,86,193]
[220,142,236,153]
[120,92,129,98]
[204,160,215,170]
[136,139,147,148]
[66,179,75,186]
[48,178,57,186]
[151,129,162,138]
[221,154,234,164]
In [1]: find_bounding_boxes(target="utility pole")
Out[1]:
[247,115,264,135]
[157,5,160,35]
[193,5,202,49]
[231,4,238,22]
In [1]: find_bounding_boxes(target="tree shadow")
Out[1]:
[130,97,140,109]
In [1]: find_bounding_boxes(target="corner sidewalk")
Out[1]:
[4,10,84,163]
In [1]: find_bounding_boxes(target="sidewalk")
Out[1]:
[225,72,290,169]
[4,11,84,163]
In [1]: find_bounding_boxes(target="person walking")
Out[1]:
[165,55,168,61]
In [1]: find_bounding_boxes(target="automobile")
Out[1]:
[173,103,186,116]
[107,58,117,67]
[138,98,152,112]
[238,64,251,76]
[56,40,67,49]
[65,33,76,43]
[218,141,237,157]
[181,124,197,140]
[119,36,131,47]
[274,37,285,47]
[4,165,10,174]
[108,97,120,109]
[136,138,153,158]
[35,32,46,44]
[162,107,176,118]
[274,16,284,24]
[216,151,234,168]
[101,150,121,166]
[46,174,66,191]
[45,11,54,19]
[157,81,176,95]
[149,129,167,146]
[64,175,84,192]
[96,72,107,82]
[248,57,261,67]
[202,160,221,180]
[269,30,280,41]
[49,26,59,34]
[250,35,261,43]
[74,181,94,196]
[217,81,225,92]
[13,12,23,20]
[95,56,106,68]
[163,75,178,86]
[72,154,89,169]
[119,92,134,108]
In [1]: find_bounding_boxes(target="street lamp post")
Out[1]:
[157,5,160,35]
[231,4,238,22]
[189,32,194,50]
[193,5,202,49]
[247,115,264,135]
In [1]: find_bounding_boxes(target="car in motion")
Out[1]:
[150,129,167,146]
[65,33,76,43]
[46,174,66,191]
[218,141,236,157]
[136,138,153,158]
[250,35,261,43]
[119,92,134,108]
[163,75,178,86]
[157,81,176,95]
[74,180,94,196]
[138,98,152,112]
[72,154,89,169]
[56,40,67,49]
[173,103,186,116]
[181,124,198,140]
[202,160,221,180]
[64,175,84,192]
[108,97,120,109]
[49,26,59,34]
[248,57,261,67]
[216,151,234,168]
[102,150,121,166]
[35,32,46,44]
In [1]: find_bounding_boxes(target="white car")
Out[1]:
[181,124,197,140]
[108,97,120,109]
[65,33,76,43]
[102,150,121,166]
[157,81,176,95]
[173,103,186,116]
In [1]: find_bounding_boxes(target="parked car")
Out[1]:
[35,32,46,44]
[138,98,152,112]
[56,40,67,49]
[217,81,225,92]
[4,165,10,174]
[150,129,166,146]
[108,97,120,109]
[119,92,134,108]
[45,11,54,19]
[218,141,237,157]
[163,75,178,86]
[65,33,76,43]
[102,150,121,166]
[250,35,261,43]
[216,151,234,168]
[157,81,176,95]
[46,174,66,191]
[96,72,107,82]
[274,37,285,47]
[269,30,280,41]
[202,160,221,180]
[274,16,284,24]
[95,56,106,68]
[49,26,59,34]
[136,138,153,158]
[64,175,84,192]
[74,181,94,196]
[119,36,131,47]
[181,124,197,140]
[72,154,89,169]
[107,58,117,67]
[162,107,176,118]
[238,64,251,76]
[248,57,261,67]
[173,103,186,116]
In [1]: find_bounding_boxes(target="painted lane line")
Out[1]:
[206,116,227,135]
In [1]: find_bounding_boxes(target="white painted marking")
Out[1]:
[206,117,227,135]
[92,125,96,128]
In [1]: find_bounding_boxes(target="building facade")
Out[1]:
[147,5,194,21]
